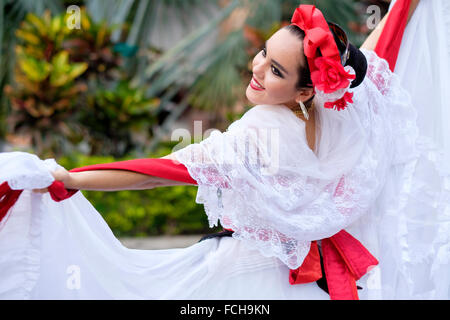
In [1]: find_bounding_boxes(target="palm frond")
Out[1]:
[141,0,240,96]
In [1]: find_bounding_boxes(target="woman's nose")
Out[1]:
[252,58,265,78]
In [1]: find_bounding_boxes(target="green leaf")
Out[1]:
[19,56,50,82]
[67,62,88,79]
[26,13,47,36]
[15,29,41,45]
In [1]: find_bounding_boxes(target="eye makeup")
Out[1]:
[261,45,287,78]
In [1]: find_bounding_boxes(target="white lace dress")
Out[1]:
[1,1,449,299]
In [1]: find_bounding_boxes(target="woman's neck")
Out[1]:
[288,104,316,151]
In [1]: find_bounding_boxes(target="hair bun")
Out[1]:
[345,43,367,88]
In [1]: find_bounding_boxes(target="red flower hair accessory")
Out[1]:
[311,56,356,94]
[324,91,354,111]
[291,5,355,111]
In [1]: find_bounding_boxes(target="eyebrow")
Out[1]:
[265,41,289,75]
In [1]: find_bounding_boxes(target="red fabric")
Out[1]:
[69,158,197,184]
[289,241,322,284]
[375,0,411,72]
[0,182,23,223]
[48,158,198,202]
[0,158,197,215]
[327,230,378,280]
[322,237,359,300]
[288,230,378,300]
[322,230,378,300]
[290,5,341,74]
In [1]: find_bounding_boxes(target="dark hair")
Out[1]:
[284,24,367,97]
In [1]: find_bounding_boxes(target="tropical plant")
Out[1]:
[62,7,121,81]
[80,80,159,157]
[0,0,64,143]
[4,10,89,157]
[3,6,157,158]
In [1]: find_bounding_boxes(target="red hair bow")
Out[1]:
[291,5,340,73]
[291,5,356,111]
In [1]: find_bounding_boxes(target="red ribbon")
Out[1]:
[289,231,378,300]
[0,181,23,223]
[290,5,341,78]
[375,0,412,72]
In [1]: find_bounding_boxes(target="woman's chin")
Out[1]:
[245,86,263,105]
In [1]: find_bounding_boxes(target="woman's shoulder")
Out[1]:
[237,104,301,128]
[226,104,307,146]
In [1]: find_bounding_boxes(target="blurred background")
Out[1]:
[0,0,390,243]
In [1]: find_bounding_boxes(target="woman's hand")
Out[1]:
[32,167,73,194]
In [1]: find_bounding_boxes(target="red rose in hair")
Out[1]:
[311,57,356,93]
[324,91,354,111]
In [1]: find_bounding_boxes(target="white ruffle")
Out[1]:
[0,152,57,190]
[0,190,42,299]
[0,153,329,299]
[363,0,450,298]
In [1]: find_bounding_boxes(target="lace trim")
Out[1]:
[362,44,450,297]
[360,48,419,164]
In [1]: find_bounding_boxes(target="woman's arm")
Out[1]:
[67,168,194,191]
[360,0,420,51]
[68,153,195,191]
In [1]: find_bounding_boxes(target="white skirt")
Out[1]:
[0,185,330,300]
[1,149,447,300]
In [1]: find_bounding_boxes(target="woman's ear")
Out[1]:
[294,88,315,104]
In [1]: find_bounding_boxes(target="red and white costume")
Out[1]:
[0,0,449,299]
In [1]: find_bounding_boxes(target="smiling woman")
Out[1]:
[2,1,449,300]
[246,28,315,111]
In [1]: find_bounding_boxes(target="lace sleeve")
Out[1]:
[360,48,419,165]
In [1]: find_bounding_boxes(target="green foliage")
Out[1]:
[5,10,88,155]
[81,80,159,156]
[4,10,90,157]
[188,30,248,112]
[62,8,121,80]
[57,150,221,237]
[4,7,158,159]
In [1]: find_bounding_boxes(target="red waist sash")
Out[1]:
[223,227,378,300]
